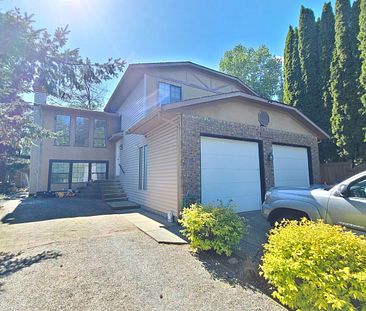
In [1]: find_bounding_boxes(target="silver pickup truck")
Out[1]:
[262,171,366,232]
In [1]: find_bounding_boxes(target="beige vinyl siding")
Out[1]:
[120,119,179,216]
[183,100,316,136]
[145,67,241,109]
[119,78,146,131]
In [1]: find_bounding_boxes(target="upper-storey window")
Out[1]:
[94,119,107,147]
[75,117,89,147]
[55,115,70,146]
[158,82,182,105]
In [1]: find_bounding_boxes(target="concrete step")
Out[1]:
[95,180,121,184]
[107,200,140,210]
[102,193,127,199]
[77,193,102,199]
[102,191,126,196]
[78,189,101,193]
[99,186,122,191]
[104,197,128,202]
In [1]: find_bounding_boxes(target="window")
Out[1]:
[158,82,181,105]
[75,117,89,147]
[72,163,89,183]
[138,145,147,190]
[94,119,107,147]
[91,163,107,180]
[51,162,70,184]
[55,115,71,145]
[349,177,366,198]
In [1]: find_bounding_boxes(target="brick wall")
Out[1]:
[180,114,320,203]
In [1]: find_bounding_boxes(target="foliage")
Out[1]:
[330,0,365,163]
[285,1,366,163]
[219,44,283,99]
[283,26,303,107]
[359,0,366,141]
[318,3,340,162]
[0,8,125,107]
[0,102,52,153]
[260,219,366,311]
[297,6,322,125]
[0,7,125,181]
[179,203,246,256]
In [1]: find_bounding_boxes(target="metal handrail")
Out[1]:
[118,164,125,174]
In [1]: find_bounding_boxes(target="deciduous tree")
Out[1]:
[219,44,283,99]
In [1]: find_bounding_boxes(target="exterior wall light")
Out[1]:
[268,152,273,162]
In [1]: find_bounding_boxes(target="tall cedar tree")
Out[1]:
[283,26,296,104]
[360,0,366,135]
[318,2,339,162]
[330,0,365,162]
[283,27,303,107]
[298,6,322,126]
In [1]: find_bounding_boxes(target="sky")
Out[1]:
[1,0,332,100]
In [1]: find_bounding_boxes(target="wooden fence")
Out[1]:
[320,161,366,184]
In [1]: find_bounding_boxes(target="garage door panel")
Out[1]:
[202,168,261,183]
[273,145,310,187]
[201,154,260,169]
[202,181,261,198]
[201,136,262,212]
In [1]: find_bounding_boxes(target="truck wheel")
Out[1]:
[269,210,309,227]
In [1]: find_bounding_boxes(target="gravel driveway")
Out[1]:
[0,198,284,311]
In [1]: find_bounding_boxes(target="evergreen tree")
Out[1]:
[359,0,366,136]
[318,2,338,162]
[330,0,365,162]
[319,2,335,129]
[283,27,303,107]
[283,26,295,105]
[297,6,321,124]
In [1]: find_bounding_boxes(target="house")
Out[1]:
[29,61,328,217]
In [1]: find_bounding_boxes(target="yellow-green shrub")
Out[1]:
[260,219,366,311]
[179,203,246,256]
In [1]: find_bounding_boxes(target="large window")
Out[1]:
[75,117,89,147]
[51,162,70,184]
[91,163,107,180]
[49,161,108,190]
[94,119,107,147]
[138,145,147,190]
[55,115,71,145]
[158,82,182,105]
[72,163,89,183]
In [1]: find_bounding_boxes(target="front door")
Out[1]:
[326,175,366,232]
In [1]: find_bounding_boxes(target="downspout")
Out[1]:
[177,113,183,218]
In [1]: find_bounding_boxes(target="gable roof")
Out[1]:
[128,91,329,140]
[104,61,258,113]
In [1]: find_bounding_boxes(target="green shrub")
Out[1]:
[260,219,366,311]
[179,203,246,256]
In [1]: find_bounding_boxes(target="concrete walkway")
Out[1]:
[121,212,186,244]
[237,211,271,263]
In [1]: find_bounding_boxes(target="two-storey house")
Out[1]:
[30,61,328,218]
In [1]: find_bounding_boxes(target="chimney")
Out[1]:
[33,79,47,104]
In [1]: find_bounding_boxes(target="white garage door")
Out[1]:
[273,144,310,187]
[200,136,262,212]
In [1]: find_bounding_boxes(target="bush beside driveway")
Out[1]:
[0,198,285,311]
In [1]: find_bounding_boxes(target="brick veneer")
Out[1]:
[180,113,320,202]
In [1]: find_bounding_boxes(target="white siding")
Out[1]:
[119,78,146,130]
[120,120,179,216]
[118,78,179,216]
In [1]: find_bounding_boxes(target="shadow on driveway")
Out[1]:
[1,198,115,225]
[0,251,62,277]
